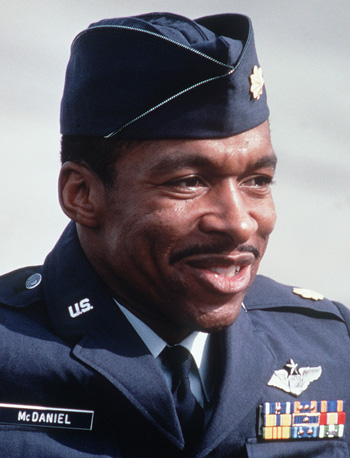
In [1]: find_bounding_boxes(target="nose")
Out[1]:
[198,180,258,244]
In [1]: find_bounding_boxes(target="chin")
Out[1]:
[190,303,242,333]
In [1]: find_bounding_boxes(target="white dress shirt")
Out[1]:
[116,302,214,408]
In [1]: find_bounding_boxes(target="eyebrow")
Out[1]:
[252,155,278,170]
[149,153,214,174]
[148,151,277,175]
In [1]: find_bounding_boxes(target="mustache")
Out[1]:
[170,241,260,265]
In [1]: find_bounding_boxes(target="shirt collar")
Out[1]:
[117,302,167,358]
[116,301,211,400]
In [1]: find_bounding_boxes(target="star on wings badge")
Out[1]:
[268,359,322,397]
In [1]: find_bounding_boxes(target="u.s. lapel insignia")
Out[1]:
[259,400,346,440]
[268,359,322,397]
[293,287,324,301]
[250,66,265,100]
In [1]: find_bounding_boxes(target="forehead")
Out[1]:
[119,121,276,175]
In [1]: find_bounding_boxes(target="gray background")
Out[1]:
[1,1,349,305]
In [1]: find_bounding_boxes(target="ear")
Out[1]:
[58,162,104,228]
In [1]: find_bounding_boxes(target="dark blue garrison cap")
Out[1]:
[60,12,269,139]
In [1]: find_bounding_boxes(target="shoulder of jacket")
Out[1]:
[0,266,44,308]
[244,275,348,322]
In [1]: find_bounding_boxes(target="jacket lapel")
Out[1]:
[72,319,184,448]
[194,309,276,457]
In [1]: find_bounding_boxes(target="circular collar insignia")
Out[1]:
[25,273,42,290]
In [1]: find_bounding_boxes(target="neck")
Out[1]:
[115,296,193,345]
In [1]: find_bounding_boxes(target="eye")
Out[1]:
[165,176,206,189]
[242,175,274,189]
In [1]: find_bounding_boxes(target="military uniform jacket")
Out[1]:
[0,223,349,457]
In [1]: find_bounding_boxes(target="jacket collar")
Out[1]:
[42,222,123,336]
[42,223,185,447]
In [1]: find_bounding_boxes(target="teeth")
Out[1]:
[210,265,241,277]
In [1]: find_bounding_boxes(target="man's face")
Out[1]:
[92,121,276,341]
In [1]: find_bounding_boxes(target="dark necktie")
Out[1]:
[161,345,204,446]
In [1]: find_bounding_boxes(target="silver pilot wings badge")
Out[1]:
[268,359,322,397]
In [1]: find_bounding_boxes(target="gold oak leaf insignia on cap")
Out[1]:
[250,65,265,100]
[293,288,324,301]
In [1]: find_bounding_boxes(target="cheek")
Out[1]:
[141,199,198,231]
[256,199,277,238]
[115,202,192,259]
[251,203,276,269]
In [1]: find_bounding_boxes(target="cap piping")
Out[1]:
[104,68,235,138]
[73,24,234,70]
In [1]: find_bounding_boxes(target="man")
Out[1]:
[0,12,349,458]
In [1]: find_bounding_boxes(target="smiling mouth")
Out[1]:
[208,264,242,277]
[170,242,260,265]
[170,242,259,295]
[183,254,255,295]
[186,253,254,270]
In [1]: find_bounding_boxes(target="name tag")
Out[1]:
[0,403,94,431]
